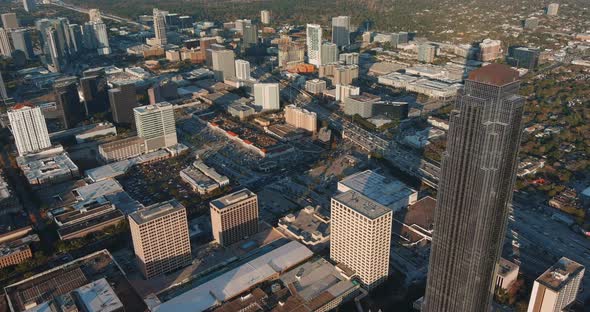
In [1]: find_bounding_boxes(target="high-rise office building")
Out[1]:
[235,59,251,80]
[54,77,84,129]
[335,84,360,101]
[134,102,177,152]
[67,24,83,54]
[129,200,191,279]
[210,189,259,247]
[23,0,36,13]
[527,257,584,312]
[331,16,351,47]
[1,13,19,29]
[321,42,338,65]
[285,104,317,133]
[11,29,34,59]
[507,46,540,70]
[479,38,503,62]
[260,10,271,24]
[546,3,559,16]
[81,68,109,116]
[7,104,51,156]
[0,70,6,99]
[109,83,137,125]
[418,44,436,63]
[254,83,280,111]
[242,24,257,48]
[423,64,525,312]
[82,22,96,50]
[88,9,102,23]
[0,28,13,57]
[234,19,251,35]
[153,8,167,46]
[92,21,111,55]
[306,24,322,67]
[331,190,392,289]
[211,49,236,81]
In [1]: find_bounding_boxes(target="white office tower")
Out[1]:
[260,10,271,24]
[331,190,392,289]
[8,104,52,156]
[0,70,6,99]
[235,59,251,80]
[335,84,360,101]
[546,3,559,16]
[285,104,317,133]
[234,19,251,34]
[321,42,338,65]
[153,8,167,46]
[88,9,102,23]
[211,49,236,81]
[23,0,36,13]
[527,257,584,312]
[92,22,111,55]
[306,24,322,67]
[254,83,280,111]
[332,16,351,47]
[0,28,13,57]
[134,102,177,152]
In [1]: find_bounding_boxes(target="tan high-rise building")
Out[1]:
[260,10,271,24]
[527,257,585,312]
[330,190,392,289]
[210,189,258,247]
[129,200,191,279]
[284,104,317,133]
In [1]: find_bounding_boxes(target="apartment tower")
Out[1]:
[306,24,322,67]
[7,104,51,156]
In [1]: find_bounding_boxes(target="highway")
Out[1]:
[50,0,150,30]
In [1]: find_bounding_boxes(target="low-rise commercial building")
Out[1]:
[16,145,80,186]
[495,258,520,291]
[278,206,330,249]
[343,93,381,118]
[98,136,147,163]
[180,161,229,194]
[0,231,38,269]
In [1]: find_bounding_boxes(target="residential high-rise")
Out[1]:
[235,59,251,80]
[11,29,34,59]
[234,19,251,35]
[109,83,137,125]
[260,10,270,24]
[23,0,36,13]
[478,38,503,62]
[285,104,317,133]
[321,42,338,65]
[210,189,259,247]
[418,44,436,63]
[335,84,360,101]
[67,24,83,54]
[92,21,111,55]
[80,68,109,115]
[0,28,13,57]
[153,8,167,46]
[253,83,280,111]
[339,52,359,65]
[54,77,84,129]
[278,42,305,68]
[330,190,392,289]
[331,16,351,47]
[129,200,191,279]
[7,104,51,156]
[242,24,257,48]
[211,49,236,81]
[1,13,19,29]
[305,79,327,95]
[306,24,322,67]
[423,64,525,312]
[546,3,559,16]
[527,257,584,312]
[133,102,177,152]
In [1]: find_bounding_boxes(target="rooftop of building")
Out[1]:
[536,257,585,291]
[467,63,519,86]
[4,250,146,312]
[210,188,256,210]
[332,190,391,220]
[338,170,416,210]
[58,209,124,239]
[0,234,38,258]
[133,101,173,114]
[498,257,520,277]
[346,92,381,103]
[16,146,79,184]
[278,206,330,245]
[129,199,185,224]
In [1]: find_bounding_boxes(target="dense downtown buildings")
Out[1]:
[424,64,526,311]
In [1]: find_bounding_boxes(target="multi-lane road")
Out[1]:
[49,0,149,30]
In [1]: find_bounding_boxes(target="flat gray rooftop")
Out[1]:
[129,200,184,224]
[333,190,391,220]
[210,188,255,210]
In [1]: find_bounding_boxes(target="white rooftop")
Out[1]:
[74,278,124,312]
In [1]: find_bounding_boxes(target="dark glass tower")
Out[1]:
[424,64,525,311]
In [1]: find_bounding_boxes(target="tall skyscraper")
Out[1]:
[423,64,525,311]
[546,3,559,16]
[54,77,84,129]
[92,21,111,55]
[260,10,270,24]
[242,24,257,48]
[67,24,83,54]
[7,104,51,156]
[133,102,177,152]
[211,49,236,81]
[23,0,36,13]
[10,29,34,59]
[109,83,137,125]
[527,257,584,312]
[235,59,251,80]
[0,70,6,99]
[82,22,97,50]
[253,83,280,111]
[210,189,259,247]
[81,68,109,115]
[306,24,322,67]
[330,190,392,289]
[418,43,436,63]
[321,42,338,65]
[1,13,19,29]
[331,16,351,47]
[129,200,191,279]
[0,28,13,57]
[153,8,167,46]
